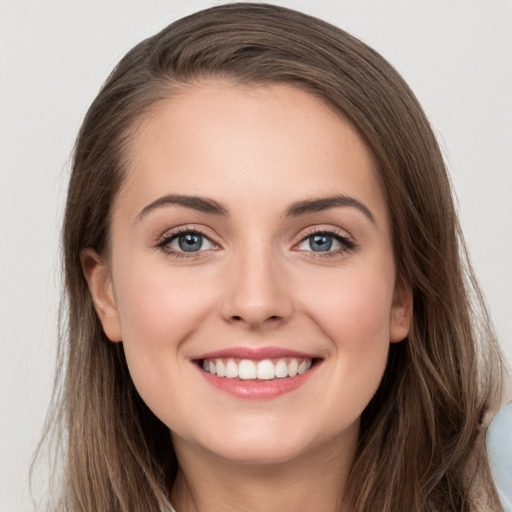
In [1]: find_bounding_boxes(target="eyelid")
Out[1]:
[155,225,220,256]
[293,225,357,256]
[296,225,355,245]
[298,224,352,240]
[154,224,356,258]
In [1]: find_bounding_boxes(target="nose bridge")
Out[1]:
[220,237,292,328]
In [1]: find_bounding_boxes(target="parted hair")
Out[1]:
[36,3,503,511]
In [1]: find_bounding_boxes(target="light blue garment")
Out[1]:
[487,402,512,511]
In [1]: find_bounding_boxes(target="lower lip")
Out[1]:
[197,363,319,399]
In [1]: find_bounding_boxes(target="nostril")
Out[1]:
[231,314,281,322]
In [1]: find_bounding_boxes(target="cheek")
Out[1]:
[304,262,395,347]
[114,259,215,341]
[111,260,218,399]
[299,262,394,412]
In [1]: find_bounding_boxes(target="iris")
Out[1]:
[178,233,203,252]
[309,234,332,252]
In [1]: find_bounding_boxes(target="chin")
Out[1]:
[206,438,309,466]
[170,415,305,464]
[185,417,336,466]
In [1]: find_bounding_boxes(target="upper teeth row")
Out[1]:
[202,358,312,380]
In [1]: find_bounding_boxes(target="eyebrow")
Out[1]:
[137,194,229,221]
[283,194,375,223]
[136,193,375,224]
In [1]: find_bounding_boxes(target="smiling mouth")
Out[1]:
[198,357,321,380]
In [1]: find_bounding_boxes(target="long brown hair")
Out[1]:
[36,3,503,511]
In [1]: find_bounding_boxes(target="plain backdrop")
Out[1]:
[1,1,511,510]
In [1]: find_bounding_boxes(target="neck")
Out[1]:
[170,422,358,512]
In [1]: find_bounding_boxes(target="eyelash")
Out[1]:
[155,226,214,258]
[296,227,357,258]
[155,226,357,259]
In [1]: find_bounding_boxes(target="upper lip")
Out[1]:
[194,346,321,360]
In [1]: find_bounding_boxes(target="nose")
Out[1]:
[220,246,293,330]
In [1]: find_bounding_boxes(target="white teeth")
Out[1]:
[275,359,288,378]
[201,357,314,380]
[287,359,298,377]
[216,359,226,377]
[297,360,312,374]
[239,359,257,380]
[257,359,275,380]
[225,359,239,378]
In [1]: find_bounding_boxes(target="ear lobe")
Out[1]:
[389,281,412,343]
[80,248,122,342]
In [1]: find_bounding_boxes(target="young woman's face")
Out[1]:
[85,81,410,464]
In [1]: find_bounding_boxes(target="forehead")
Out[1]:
[116,80,388,227]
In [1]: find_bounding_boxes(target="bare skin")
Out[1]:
[82,81,411,512]
[171,426,356,512]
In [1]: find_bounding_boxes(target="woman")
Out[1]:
[40,3,504,511]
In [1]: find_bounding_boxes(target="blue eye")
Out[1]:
[297,231,354,254]
[308,234,333,252]
[176,233,205,252]
[159,230,215,254]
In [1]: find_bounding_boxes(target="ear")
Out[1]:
[80,248,122,342]
[389,280,412,343]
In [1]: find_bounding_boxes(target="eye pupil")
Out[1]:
[179,233,202,251]
[310,234,332,252]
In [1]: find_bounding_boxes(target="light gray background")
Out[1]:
[1,1,511,510]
